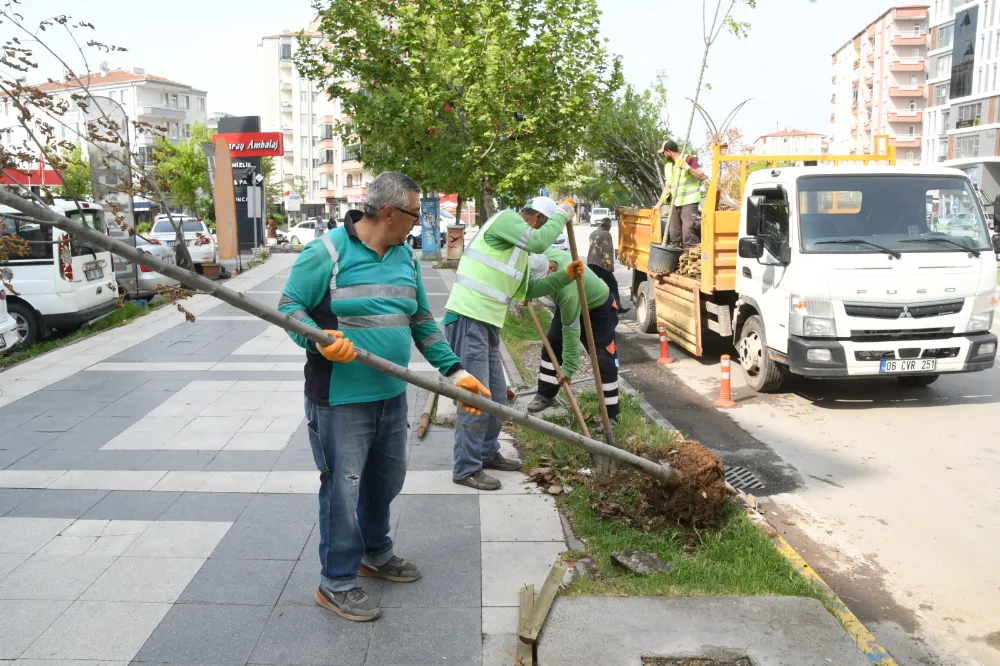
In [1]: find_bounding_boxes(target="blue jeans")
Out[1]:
[445,315,508,480]
[305,393,408,592]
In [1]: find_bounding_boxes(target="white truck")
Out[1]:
[619,142,999,392]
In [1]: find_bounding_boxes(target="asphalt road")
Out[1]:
[573,222,1000,666]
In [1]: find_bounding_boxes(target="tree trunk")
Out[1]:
[456,195,463,227]
[0,188,682,489]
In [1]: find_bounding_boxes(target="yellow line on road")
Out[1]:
[774,535,898,665]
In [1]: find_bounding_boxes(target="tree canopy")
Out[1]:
[50,144,92,200]
[152,123,213,218]
[297,0,622,213]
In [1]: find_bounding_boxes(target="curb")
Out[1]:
[774,536,898,665]
[620,377,898,666]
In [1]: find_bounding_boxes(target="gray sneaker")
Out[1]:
[454,470,502,491]
[483,452,521,472]
[359,556,421,583]
[315,586,381,622]
[527,395,556,413]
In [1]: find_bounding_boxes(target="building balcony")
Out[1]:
[895,7,928,19]
[283,172,295,181]
[888,110,923,123]
[316,138,335,151]
[832,74,837,84]
[830,113,836,123]
[865,97,873,108]
[889,85,925,97]
[831,94,836,104]
[890,59,926,72]
[343,186,367,202]
[281,102,293,113]
[853,78,860,89]
[892,34,927,47]
[853,59,861,69]
[867,24,877,39]
[318,189,337,200]
[282,125,293,134]
[867,50,875,63]
[865,74,873,86]
[139,106,185,119]
[895,137,922,148]
[864,120,872,131]
[318,162,336,174]
[316,115,334,127]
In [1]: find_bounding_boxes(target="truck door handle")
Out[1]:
[743,267,752,279]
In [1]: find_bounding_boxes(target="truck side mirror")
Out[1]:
[745,195,765,236]
[993,234,1000,254]
[994,196,1000,228]
[738,237,763,259]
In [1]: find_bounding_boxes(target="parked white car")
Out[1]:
[148,216,217,266]
[590,207,612,226]
[0,199,119,348]
[0,278,19,353]
[286,220,322,245]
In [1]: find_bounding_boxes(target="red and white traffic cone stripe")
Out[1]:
[714,354,739,409]
[656,322,675,365]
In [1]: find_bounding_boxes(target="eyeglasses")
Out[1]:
[391,206,420,220]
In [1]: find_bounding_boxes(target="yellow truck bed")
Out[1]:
[617,138,897,356]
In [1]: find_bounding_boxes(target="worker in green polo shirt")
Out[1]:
[444,196,584,490]
[526,248,622,423]
[278,171,490,623]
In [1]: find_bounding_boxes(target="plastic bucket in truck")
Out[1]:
[648,244,683,274]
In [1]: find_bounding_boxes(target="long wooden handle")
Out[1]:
[562,214,618,468]
[526,302,591,439]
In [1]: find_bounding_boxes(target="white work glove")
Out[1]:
[557,203,576,224]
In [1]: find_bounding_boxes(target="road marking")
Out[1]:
[774,535,899,665]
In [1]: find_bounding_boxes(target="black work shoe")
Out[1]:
[315,586,381,622]
[359,556,421,583]
[483,452,521,472]
[453,470,502,491]
[527,395,556,413]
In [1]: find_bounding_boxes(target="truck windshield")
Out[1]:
[798,176,992,254]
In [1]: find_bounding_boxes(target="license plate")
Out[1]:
[85,268,103,281]
[0,335,6,349]
[166,240,175,247]
[880,358,937,373]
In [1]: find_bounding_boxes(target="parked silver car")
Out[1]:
[109,228,179,300]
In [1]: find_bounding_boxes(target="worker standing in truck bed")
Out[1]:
[653,139,707,248]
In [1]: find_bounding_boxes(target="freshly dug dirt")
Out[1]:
[643,658,752,666]
[558,439,728,530]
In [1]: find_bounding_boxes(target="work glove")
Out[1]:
[557,201,576,224]
[558,197,576,210]
[566,260,585,280]
[318,330,357,363]
[450,369,492,415]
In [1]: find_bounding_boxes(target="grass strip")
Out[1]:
[1,301,161,371]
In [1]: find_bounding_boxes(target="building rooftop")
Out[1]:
[831,4,929,56]
[757,129,826,140]
[33,68,202,93]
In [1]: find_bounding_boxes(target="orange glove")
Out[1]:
[565,260,585,280]
[318,330,357,363]
[451,370,492,415]
[558,197,576,210]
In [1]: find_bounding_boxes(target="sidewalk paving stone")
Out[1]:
[7,489,109,518]
[82,490,181,521]
[248,605,372,665]
[156,492,251,522]
[0,598,73,659]
[131,603,271,665]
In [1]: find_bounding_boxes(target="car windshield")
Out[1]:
[592,208,608,215]
[153,219,205,234]
[798,175,992,253]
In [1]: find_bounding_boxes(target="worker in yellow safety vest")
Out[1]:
[443,196,585,491]
[653,139,707,248]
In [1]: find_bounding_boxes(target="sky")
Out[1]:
[15,0,900,145]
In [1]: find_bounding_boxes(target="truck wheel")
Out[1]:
[897,374,939,387]
[737,315,787,393]
[7,301,39,349]
[635,279,657,334]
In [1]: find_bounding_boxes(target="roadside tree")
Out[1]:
[296,0,622,221]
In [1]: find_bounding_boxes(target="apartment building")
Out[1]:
[925,0,1000,198]
[753,129,827,155]
[257,21,369,220]
[0,66,208,168]
[831,5,929,164]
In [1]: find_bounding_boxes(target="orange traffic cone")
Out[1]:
[714,355,739,409]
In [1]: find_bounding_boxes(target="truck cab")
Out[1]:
[734,166,999,391]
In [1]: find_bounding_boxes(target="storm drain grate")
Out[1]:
[724,465,765,491]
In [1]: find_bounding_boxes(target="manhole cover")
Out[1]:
[642,657,753,666]
[724,465,765,491]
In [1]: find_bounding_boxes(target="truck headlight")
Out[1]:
[789,295,837,337]
[967,291,998,332]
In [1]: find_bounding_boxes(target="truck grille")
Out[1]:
[849,327,955,342]
[844,299,964,320]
